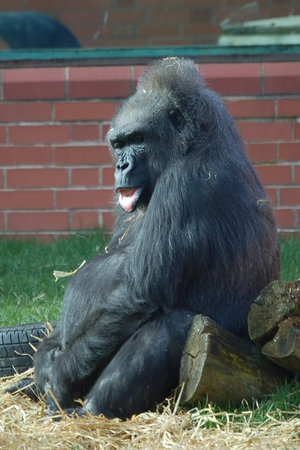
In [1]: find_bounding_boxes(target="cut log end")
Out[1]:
[248,280,300,373]
[179,314,288,407]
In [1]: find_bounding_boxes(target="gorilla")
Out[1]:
[33,57,280,419]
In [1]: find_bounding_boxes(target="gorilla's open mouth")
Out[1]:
[117,187,144,213]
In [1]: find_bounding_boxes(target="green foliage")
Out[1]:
[0,230,108,326]
[280,237,300,281]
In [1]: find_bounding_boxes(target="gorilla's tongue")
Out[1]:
[118,188,141,212]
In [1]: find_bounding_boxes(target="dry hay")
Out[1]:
[1,370,300,450]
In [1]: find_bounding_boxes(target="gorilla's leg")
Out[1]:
[82,309,195,419]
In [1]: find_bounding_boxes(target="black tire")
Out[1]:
[0,322,56,378]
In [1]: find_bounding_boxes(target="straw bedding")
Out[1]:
[1,370,300,450]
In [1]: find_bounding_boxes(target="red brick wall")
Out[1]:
[0,1,299,49]
[0,61,299,238]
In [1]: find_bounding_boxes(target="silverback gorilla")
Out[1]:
[34,58,280,419]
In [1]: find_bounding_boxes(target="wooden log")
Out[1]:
[179,314,287,407]
[248,280,300,345]
[248,280,300,372]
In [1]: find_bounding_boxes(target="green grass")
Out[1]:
[0,233,299,326]
[280,237,300,281]
[191,374,300,422]
[0,229,108,326]
[189,374,300,431]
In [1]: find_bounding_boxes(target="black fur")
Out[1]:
[34,58,280,419]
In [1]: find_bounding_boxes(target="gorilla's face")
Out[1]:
[108,90,190,213]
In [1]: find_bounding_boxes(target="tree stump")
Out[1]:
[179,314,287,406]
[248,280,300,372]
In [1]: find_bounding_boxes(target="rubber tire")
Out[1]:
[0,322,56,378]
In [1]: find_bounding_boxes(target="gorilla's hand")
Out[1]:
[5,377,39,401]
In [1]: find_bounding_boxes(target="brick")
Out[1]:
[56,189,114,208]
[275,209,295,228]
[139,0,180,5]
[237,122,292,143]
[102,167,115,186]
[139,24,179,37]
[263,6,292,18]
[100,123,111,142]
[59,11,105,24]
[279,187,300,206]
[278,98,300,117]
[265,188,277,206]
[133,66,147,87]
[0,191,53,209]
[69,67,131,99]
[254,165,292,186]
[184,23,221,37]
[226,99,275,119]
[0,169,3,187]
[184,0,220,4]
[72,124,99,142]
[279,143,300,162]
[19,233,61,241]
[116,0,135,6]
[0,126,6,143]
[0,0,23,9]
[27,0,69,9]
[3,68,65,100]
[151,37,192,46]
[201,64,261,95]
[102,10,144,23]
[226,0,258,4]
[71,168,99,186]
[114,24,140,40]
[0,213,4,230]
[55,145,112,165]
[55,102,116,121]
[295,166,300,184]
[70,0,110,8]
[0,102,52,122]
[192,8,213,23]
[9,125,70,144]
[294,122,300,140]
[7,168,68,188]
[246,143,277,164]
[101,38,145,48]
[0,146,53,165]
[72,24,111,40]
[264,63,300,94]
[8,212,69,231]
[71,211,99,229]
[101,211,116,230]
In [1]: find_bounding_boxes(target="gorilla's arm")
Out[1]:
[36,259,156,410]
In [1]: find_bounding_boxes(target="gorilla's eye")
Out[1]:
[168,109,185,131]
[111,140,124,151]
[131,133,144,145]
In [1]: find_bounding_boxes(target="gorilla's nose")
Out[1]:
[116,154,138,173]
